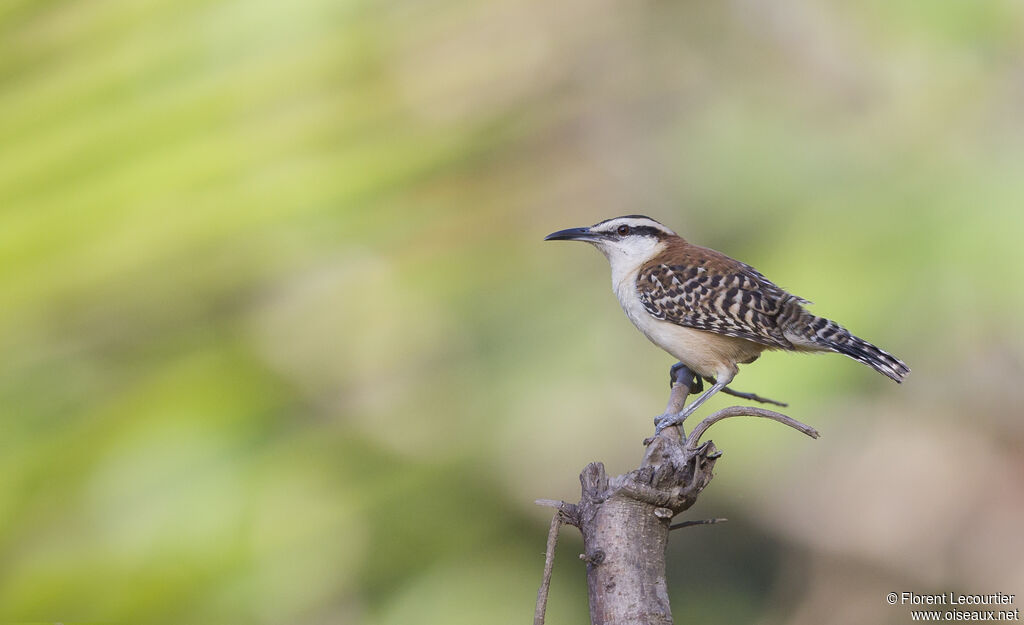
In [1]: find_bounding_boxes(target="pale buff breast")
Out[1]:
[612,266,767,380]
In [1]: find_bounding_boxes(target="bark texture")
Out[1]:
[535,367,818,625]
[574,432,719,625]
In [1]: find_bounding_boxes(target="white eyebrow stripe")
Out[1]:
[592,217,676,236]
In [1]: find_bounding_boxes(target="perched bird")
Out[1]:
[545,215,909,433]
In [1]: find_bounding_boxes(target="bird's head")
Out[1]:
[545,215,678,269]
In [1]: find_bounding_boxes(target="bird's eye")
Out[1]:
[617,225,631,236]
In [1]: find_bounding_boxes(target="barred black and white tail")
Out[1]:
[785,313,910,383]
[828,332,909,383]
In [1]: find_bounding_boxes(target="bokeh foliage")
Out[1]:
[2,0,1023,623]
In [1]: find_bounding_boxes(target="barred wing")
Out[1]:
[636,261,806,349]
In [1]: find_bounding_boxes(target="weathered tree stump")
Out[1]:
[535,366,818,625]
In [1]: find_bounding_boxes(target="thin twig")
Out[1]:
[720,386,788,407]
[664,377,692,416]
[641,373,693,450]
[534,512,563,625]
[535,498,566,509]
[535,499,579,526]
[687,406,820,450]
[669,517,728,530]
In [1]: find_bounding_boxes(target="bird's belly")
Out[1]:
[640,317,763,377]
[616,279,764,379]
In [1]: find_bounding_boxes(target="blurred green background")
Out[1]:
[2,0,1024,623]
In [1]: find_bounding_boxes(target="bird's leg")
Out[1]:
[654,371,735,435]
[720,386,788,407]
[654,363,702,427]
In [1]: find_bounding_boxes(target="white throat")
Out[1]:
[595,240,667,291]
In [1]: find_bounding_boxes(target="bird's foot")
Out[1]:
[669,362,704,394]
[653,408,691,436]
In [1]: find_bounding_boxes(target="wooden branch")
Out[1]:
[687,406,820,451]
[534,364,820,624]
[640,367,695,462]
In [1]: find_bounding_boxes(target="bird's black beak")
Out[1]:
[544,226,603,242]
